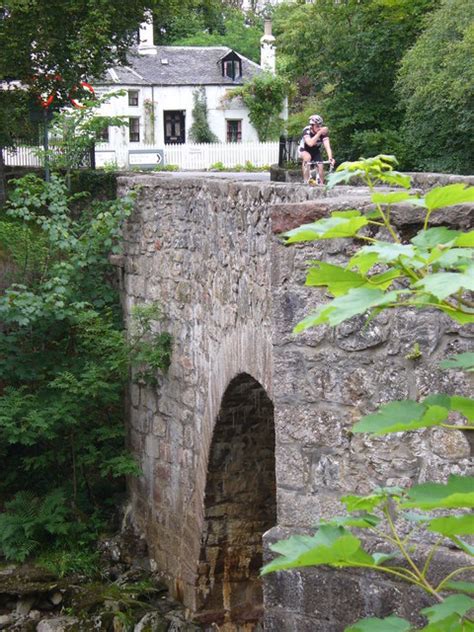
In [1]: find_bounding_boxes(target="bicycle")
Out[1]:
[302,160,334,186]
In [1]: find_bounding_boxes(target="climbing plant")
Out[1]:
[189,87,218,144]
[226,72,288,141]
[262,156,474,631]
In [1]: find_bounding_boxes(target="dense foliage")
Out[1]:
[397,0,474,174]
[227,73,288,141]
[188,88,218,143]
[272,0,446,167]
[264,156,474,630]
[0,174,170,561]
[167,7,263,63]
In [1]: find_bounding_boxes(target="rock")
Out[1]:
[16,595,35,615]
[0,614,13,629]
[134,612,168,632]
[49,591,63,605]
[36,616,79,631]
[29,610,42,621]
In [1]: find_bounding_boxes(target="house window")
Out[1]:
[226,120,242,143]
[220,51,242,81]
[128,90,139,106]
[129,117,140,142]
[98,125,109,142]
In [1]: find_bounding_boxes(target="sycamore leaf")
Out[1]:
[401,476,474,510]
[305,263,366,296]
[326,168,366,188]
[432,249,474,270]
[453,538,474,556]
[421,594,474,623]
[437,305,474,325]
[440,352,474,372]
[455,231,474,247]
[355,243,416,264]
[293,288,403,332]
[424,184,474,210]
[348,251,380,274]
[371,191,419,205]
[352,400,448,435]
[367,269,401,289]
[262,525,374,575]
[444,582,474,595]
[428,515,474,537]
[283,215,369,243]
[413,270,474,300]
[418,613,473,632]
[412,227,461,248]
[345,616,411,632]
[423,394,474,422]
[342,487,402,512]
[378,171,411,189]
[372,552,398,565]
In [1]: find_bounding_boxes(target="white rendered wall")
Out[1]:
[93,83,260,167]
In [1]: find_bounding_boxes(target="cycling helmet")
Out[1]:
[309,114,323,125]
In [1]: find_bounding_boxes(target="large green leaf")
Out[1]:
[348,251,380,274]
[345,616,411,632]
[401,476,474,510]
[412,227,461,248]
[352,400,448,435]
[262,525,374,575]
[419,613,473,632]
[428,515,474,537]
[421,594,474,623]
[371,191,421,205]
[455,231,474,247]
[413,270,474,300]
[305,263,366,296]
[342,487,403,512]
[283,214,368,243]
[440,353,474,372]
[293,287,404,331]
[437,305,474,325]
[424,184,474,210]
[444,582,474,595]
[423,394,474,422]
[353,243,416,264]
[432,249,474,270]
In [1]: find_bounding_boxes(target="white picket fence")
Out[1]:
[4,141,280,170]
[163,142,279,170]
[3,146,43,167]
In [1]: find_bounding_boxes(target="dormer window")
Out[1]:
[220,51,242,81]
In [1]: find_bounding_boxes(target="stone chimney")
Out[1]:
[260,18,276,74]
[138,10,157,55]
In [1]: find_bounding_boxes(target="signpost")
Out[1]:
[128,149,164,169]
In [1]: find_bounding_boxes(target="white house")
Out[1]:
[92,17,279,168]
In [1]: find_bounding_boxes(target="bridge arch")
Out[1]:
[195,373,276,630]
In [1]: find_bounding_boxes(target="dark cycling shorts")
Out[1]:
[299,146,322,163]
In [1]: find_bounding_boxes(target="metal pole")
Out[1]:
[44,109,50,182]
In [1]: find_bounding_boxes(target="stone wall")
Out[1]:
[116,173,473,630]
[115,174,328,626]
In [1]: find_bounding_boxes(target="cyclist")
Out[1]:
[299,114,335,184]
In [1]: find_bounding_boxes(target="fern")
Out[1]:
[0,489,71,561]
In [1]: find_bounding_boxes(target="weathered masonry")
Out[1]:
[115,174,473,631]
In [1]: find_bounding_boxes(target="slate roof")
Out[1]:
[99,46,263,87]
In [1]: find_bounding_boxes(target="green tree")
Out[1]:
[397,0,474,174]
[188,87,218,143]
[273,0,438,163]
[0,174,171,561]
[170,8,263,63]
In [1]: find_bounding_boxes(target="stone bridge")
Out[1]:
[114,174,472,631]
